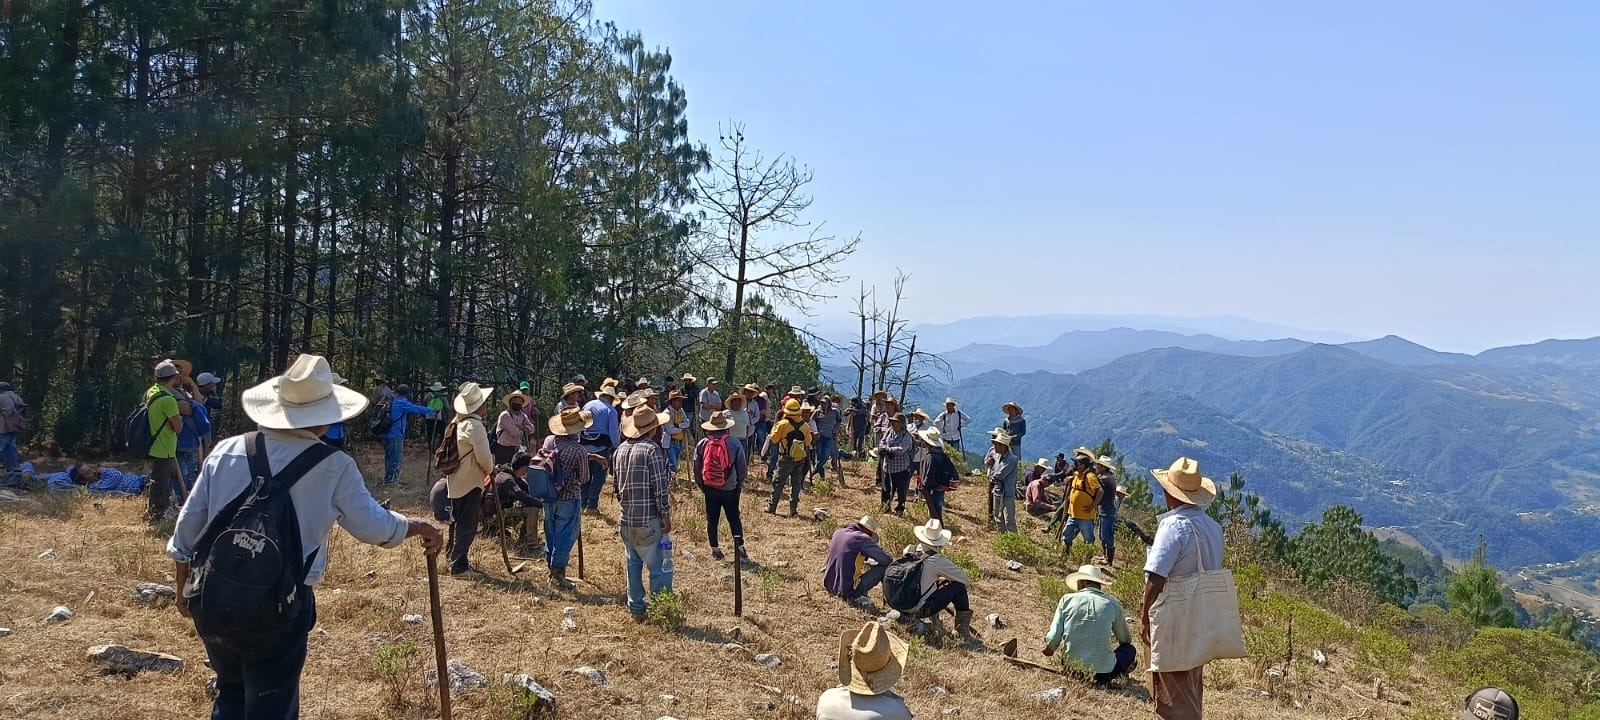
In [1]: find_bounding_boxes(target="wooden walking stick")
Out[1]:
[733,549,743,617]
[576,515,585,580]
[425,553,453,720]
[486,477,528,575]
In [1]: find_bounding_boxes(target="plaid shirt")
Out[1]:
[550,435,589,502]
[878,429,913,474]
[614,437,670,527]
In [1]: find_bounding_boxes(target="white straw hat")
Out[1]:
[241,354,369,430]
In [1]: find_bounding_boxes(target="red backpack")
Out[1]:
[701,435,732,489]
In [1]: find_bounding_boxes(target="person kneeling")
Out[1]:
[823,516,893,609]
[488,452,544,548]
[1042,564,1136,687]
[884,519,979,642]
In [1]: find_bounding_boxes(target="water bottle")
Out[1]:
[659,535,674,575]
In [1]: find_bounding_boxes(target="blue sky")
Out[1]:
[593,1,1600,353]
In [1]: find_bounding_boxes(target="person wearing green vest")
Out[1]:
[145,360,189,523]
[423,382,448,450]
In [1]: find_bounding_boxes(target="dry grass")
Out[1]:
[0,449,1459,719]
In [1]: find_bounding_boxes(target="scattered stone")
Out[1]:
[363,570,377,578]
[660,694,680,705]
[1029,687,1068,703]
[929,684,949,695]
[754,652,782,667]
[1265,667,1285,679]
[401,614,424,624]
[812,508,830,521]
[773,561,790,569]
[423,658,488,693]
[827,660,838,670]
[722,642,746,652]
[562,606,577,616]
[786,695,805,709]
[751,700,776,711]
[133,582,177,604]
[567,665,607,686]
[756,684,782,695]
[1006,561,1023,572]
[45,605,73,623]
[501,673,557,711]
[38,549,56,560]
[598,597,617,606]
[1313,648,1328,667]
[86,644,185,674]
[561,617,578,632]
[985,613,1005,629]
[942,708,960,716]
[680,548,696,558]
[0,628,11,637]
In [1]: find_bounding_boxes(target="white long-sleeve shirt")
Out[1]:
[933,409,972,440]
[167,428,409,585]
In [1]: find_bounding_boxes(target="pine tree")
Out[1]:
[1448,539,1518,628]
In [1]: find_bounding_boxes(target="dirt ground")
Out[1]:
[0,445,1456,719]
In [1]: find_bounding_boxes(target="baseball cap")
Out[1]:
[154,360,179,378]
[1463,687,1518,720]
[195,372,221,385]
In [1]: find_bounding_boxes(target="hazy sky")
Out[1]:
[593,1,1599,353]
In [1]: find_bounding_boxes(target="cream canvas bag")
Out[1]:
[1146,518,1248,672]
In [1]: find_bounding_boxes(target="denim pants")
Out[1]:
[581,459,608,510]
[381,437,404,485]
[768,458,806,512]
[666,444,681,474]
[0,432,17,471]
[176,449,199,501]
[201,586,315,720]
[620,519,672,616]
[543,499,581,570]
[851,563,888,600]
[1062,517,1097,546]
[1095,643,1138,685]
[924,487,946,522]
[811,436,836,478]
[1099,512,1118,549]
[992,482,1017,532]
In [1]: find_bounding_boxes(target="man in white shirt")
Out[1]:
[932,398,972,455]
[1142,457,1226,720]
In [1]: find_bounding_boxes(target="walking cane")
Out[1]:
[425,553,453,720]
[487,478,528,575]
[733,549,744,618]
[576,516,585,580]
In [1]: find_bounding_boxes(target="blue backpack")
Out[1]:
[524,449,565,502]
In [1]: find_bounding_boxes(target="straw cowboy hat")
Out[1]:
[1065,564,1111,592]
[888,413,907,427]
[596,385,618,400]
[1073,447,1095,461]
[636,377,652,388]
[837,622,908,696]
[915,426,944,447]
[742,383,761,394]
[908,408,930,421]
[1002,401,1022,413]
[621,409,669,439]
[788,385,805,396]
[701,410,736,432]
[502,390,531,409]
[856,516,879,535]
[667,390,686,402]
[870,390,889,401]
[989,430,1014,448]
[426,382,446,392]
[1152,456,1217,505]
[1036,457,1050,468]
[170,358,195,379]
[453,382,493,415]
[1095,455,1116,470]
[681,373,697,383]
[547,407,595,436]
[560,382,585,398]
[913,519,952,547]
[242,354,368,430]
[622,389,656,411]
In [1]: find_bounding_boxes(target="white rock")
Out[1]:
[401,614,424,624]
[812,508,830,521]
[568,665,607,686]
[1313,648,1328,667]
[562,606,577,616]
[133,583,177,604]
[38,549,56,560]
[45,605,73,623]
[756,684,782,695]
[423,658,488,693]
[0,627,11,637]
[656,717,682,720]
[722,642,746,651]
[929,684,949,695]
[501,673,556,710]
[1006,561,1023,572]
[942,708,960,716]
[754,652,782,667]
[680,548,696,558]
[363,570,377,578]
[751,700,776,711]
[786,695,805,708]
[986,613,1005,629]
[561,617,578,632]
[660,694,680,705]
[1030,687,1067,703]
[86,644,184,674]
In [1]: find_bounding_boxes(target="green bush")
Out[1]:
[757,567,783,602]
[1038,576,1071,612]
[374,640,423,708]
[947,549,982,581]
[1353,628,1411,683]
[877,521,915,554]
[1107,566,1143,610]
[1434,627,1600,713]
[992,532,1045,566]
[816,515,838,534]
[646,589,687,631]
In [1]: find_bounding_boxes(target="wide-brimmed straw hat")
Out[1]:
[870,390,889,401]
[701,410,736,432]
[547,406,595,436]
[667,390,685,401]
[636,377,652,388]
[502,390,530,409]
[944,397,958,406]
[561,382,585,398]
[888,413,907,427]
[427,382,446,392]
[454,382,493,415]
[1073,447,1095,461]
[837,622,908,696]
[242,354,369,430]
[856,516,879,535]
[915,426,944,447]
[1036,457,1050,468]
[913,519,952,547]
[596,385,618,400]
[742,383,761,393]
[1152,456,1217,505]
[681,373,697,382]
[621,409,669,439]
[622,389,657,411]
[1065,564,1111,592]
[989,430,1014,449]
[908,408,930,421]
[1095,455,1115,470]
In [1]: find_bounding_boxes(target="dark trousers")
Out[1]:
[201,587,315,720]
[449,488,482,573]
[768,458,806,512]
[702,486,744,549]
[918,581,970,618]
[923,487,946,521]
[147,456,180,519]
[852,564,888,599]
[1095,643,1138,686]
[581,459,607,511]
[492,442,519,465]
[881,469,911,513]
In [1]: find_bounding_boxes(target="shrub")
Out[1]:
[946,549,982,580]
[992,532,1045,566]
[815,516,838,535]
[678,511,706,545]
[877,521,915,554]
[1038,576,1071,612]
[812,477,835,497]
[373,640,423,708]
[646,589,687,631]
[1352,628,1411,683]
[107,544,149,577]
[486,677,554,720]
[1107,566,1143,610]
[1434,627,1600,706]
[757,567,783,602]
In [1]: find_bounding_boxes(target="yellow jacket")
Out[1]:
[769,417,814,461]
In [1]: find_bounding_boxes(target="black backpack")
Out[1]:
[882,551,931,612]
[184,432,335,656]
[368,396,395,437]
[124,388,173,457]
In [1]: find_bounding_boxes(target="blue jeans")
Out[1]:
[201,587,315,720]
[381,437,404,485]
[581,459,607,511]
[620,519,672,616]
[924,487,946,521]
[812,436,836,478]
[765,443,779,477]
[1099,512,1118,549]
[543,499,581,570]
[0,432,19,471]
[1062,518,1097,546]
[666,444,682,474]
[176,450,199,501]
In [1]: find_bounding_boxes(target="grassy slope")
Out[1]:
[0,448,1460,720]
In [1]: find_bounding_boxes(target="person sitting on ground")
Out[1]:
[893,519,980,642]
[816,622,914,720]
[487,451,544,548]
[1025,460,1061,517]
[1043,564,1136,687]
[823,516,894,608]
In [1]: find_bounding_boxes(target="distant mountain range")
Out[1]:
[909,313,1363,353]
[905,334,1600,571]
[937,328,1600,379]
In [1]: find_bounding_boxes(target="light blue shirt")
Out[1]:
[168,428,410,585]
[1144,504,1225,579]
[1043,587,1132,673]
[583,398,620,447]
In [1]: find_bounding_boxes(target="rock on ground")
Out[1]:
[501,673,557,713]
[423,659,487,693]
[1029,687,1068,703]
[567,665,607,686]
[754,652,781,667]
[401,614,424,624]
[45,605,73,623]
[86,644,185,674]
[985,613,1005,629]
[133,583,177,604]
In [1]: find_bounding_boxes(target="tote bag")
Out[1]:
[1147,518,1248,672]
